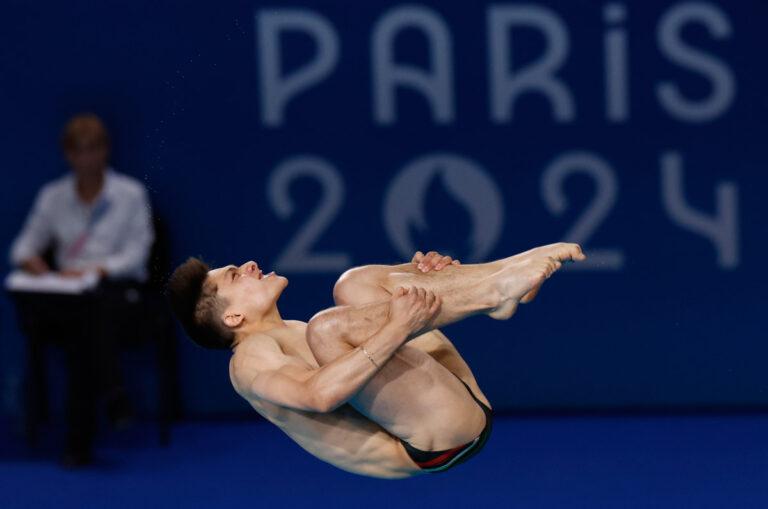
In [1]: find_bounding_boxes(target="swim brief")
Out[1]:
[399,378,493,473]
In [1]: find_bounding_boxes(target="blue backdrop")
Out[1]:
[1,0,766,415]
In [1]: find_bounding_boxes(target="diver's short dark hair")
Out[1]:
[167,257,235,350]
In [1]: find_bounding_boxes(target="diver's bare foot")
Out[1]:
[487,243,585,319]
[487,257,560,319]
[508,242,586,267]
[496,243,585,303]
[518,243,585,303]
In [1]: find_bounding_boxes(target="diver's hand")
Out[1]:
[388,286,441,336]
[411,251,461,273]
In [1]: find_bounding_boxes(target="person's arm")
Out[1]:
[247,288,441,413]
[99,186,154,278]
[250,322,409,412]
[9,187,54,273]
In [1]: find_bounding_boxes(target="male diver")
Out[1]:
[168,243,585,478]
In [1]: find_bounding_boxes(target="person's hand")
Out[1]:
[60,266,107,279]
[411,251,461,273]
[388,286,441,336]
[21,255,49,275]
[59,268,85,278]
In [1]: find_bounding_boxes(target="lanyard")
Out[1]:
[66,197,111,258]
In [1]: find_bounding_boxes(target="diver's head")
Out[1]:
[167,258,288,349]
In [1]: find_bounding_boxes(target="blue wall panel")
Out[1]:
[1,0,766,414]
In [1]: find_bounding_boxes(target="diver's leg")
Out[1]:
[333,243,584,310]
[306,250,574,450]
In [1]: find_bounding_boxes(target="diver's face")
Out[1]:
[208,261,288,320]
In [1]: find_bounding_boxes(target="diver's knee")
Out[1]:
[306,309,346,361]
[333,265,382,305]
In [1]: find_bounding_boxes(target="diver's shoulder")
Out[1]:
[284,320,308,331]
[229,335,275,393]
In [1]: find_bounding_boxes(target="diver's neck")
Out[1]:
[234,306,287,343]
[256,307,287,333]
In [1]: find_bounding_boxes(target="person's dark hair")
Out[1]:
[167,257,236,350]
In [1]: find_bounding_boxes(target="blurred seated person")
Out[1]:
[9,112,154,467]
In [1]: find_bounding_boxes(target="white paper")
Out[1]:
[4,270,100,295]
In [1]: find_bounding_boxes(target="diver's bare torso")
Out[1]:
[229,321,421,479]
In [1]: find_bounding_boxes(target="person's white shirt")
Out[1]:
[9,168,154,282]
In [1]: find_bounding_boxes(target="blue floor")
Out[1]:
[2,414,768,509]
